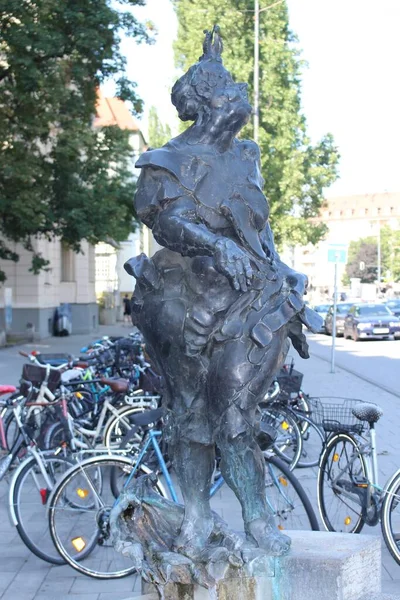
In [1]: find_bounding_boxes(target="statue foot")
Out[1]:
[245,517,291,556]
[173,515,214,560]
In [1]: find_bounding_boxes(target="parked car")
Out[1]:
[385,299,400,317]
[343,303,400,341]
[324,302,354,336]
[313,304,331,332]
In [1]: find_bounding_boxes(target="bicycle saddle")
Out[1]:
[100,377,129,393]
[0,385,16,395]
[352,402,383,424]
[129,407,165,427]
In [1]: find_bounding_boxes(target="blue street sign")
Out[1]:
[327,244,348,264]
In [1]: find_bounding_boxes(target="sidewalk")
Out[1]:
[0,329,398,598]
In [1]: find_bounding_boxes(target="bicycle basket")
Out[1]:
[36,353,71,366]
[307,397,368,434]
[276,362,303,397]
[20,364,61,396]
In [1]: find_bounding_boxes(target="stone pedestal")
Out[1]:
[127,532,383,600]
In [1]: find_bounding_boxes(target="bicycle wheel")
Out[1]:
[381,469,400,566]
[291,393,310,435]
[295,417,325,469]
[48,455,165,578]
[261,406,303,470]
[317,433,367,533]
[264,455,319,531]
[44,420,93,451]
[4,408,22,452]
[103,406,150,452]
[11,452,73,564]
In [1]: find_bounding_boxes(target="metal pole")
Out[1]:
[331,260,338,373]
[377,220,381,296]
[253,0,259,144]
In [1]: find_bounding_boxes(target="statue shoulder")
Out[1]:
[235,139,261,162]
[136,144,209,192]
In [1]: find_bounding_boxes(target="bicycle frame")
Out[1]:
[119,430,225,506]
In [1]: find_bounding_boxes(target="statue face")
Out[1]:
[209,78,252,133]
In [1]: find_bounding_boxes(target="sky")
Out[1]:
[106,0,400,198]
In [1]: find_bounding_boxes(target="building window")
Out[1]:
[61,243,75,282]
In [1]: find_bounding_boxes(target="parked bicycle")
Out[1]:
[315,398,400,566]
[47,408,319,579]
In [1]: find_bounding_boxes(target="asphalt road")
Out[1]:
[306,332,400,397]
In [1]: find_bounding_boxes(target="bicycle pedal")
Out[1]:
[353,476,368,488]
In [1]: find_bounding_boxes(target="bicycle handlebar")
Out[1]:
[264,380,280,401]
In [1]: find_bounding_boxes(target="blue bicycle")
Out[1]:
[47,409,319,579]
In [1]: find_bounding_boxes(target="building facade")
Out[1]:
[0,238,97,338]
[283,192,400,302]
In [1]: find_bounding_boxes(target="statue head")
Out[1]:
[171,26,252,131]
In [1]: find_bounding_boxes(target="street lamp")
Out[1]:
[253,0,285,143]
[253,0,260,144]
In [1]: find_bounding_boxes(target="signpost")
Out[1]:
[327,244,348,373]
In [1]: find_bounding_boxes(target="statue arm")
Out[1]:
[260,222,308,296]
[260,221,279,262]
[152,196,221,258]
[152,197,254,292]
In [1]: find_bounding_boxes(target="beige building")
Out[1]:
[284,192,400,301]
[0,238,97,338]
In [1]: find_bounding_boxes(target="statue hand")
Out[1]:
[214,239,254,292]
[285,270,308,297]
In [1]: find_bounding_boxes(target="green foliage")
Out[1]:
[172,0,339,249]
[0,0,152,280]
[344,226,400,284]
[148,106,173,148]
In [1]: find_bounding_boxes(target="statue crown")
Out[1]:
[200,25,223,62]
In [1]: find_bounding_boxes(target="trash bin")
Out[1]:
[54,303,72,336]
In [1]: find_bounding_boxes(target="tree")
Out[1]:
[148,106,172,148]
[344,226,400,284]
[172,0,339,249]
[345,240,378,284]
[0,0,152,281]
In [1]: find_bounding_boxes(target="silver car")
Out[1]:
[324,302,354,336]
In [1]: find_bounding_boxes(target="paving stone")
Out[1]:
[4,570,47,597]
[70,577,135,594]
[0,572,16,596]
[34,595,99,600]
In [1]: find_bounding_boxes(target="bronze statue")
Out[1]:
[122,25,321,576]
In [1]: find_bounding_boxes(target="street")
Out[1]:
[0,327,399,598]
[307,333,400,398]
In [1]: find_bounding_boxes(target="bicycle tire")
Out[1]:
[291,393,311,436]
[261,405,303,470]
[103,405,150,452]
[264,454,319,531]
[381,468,400,566]
[4,409,21,452]
[48,454,166,579]
[44,420,93,452]
[295,416,324,469]
[11,452,73,564]
[317,432,367,533]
